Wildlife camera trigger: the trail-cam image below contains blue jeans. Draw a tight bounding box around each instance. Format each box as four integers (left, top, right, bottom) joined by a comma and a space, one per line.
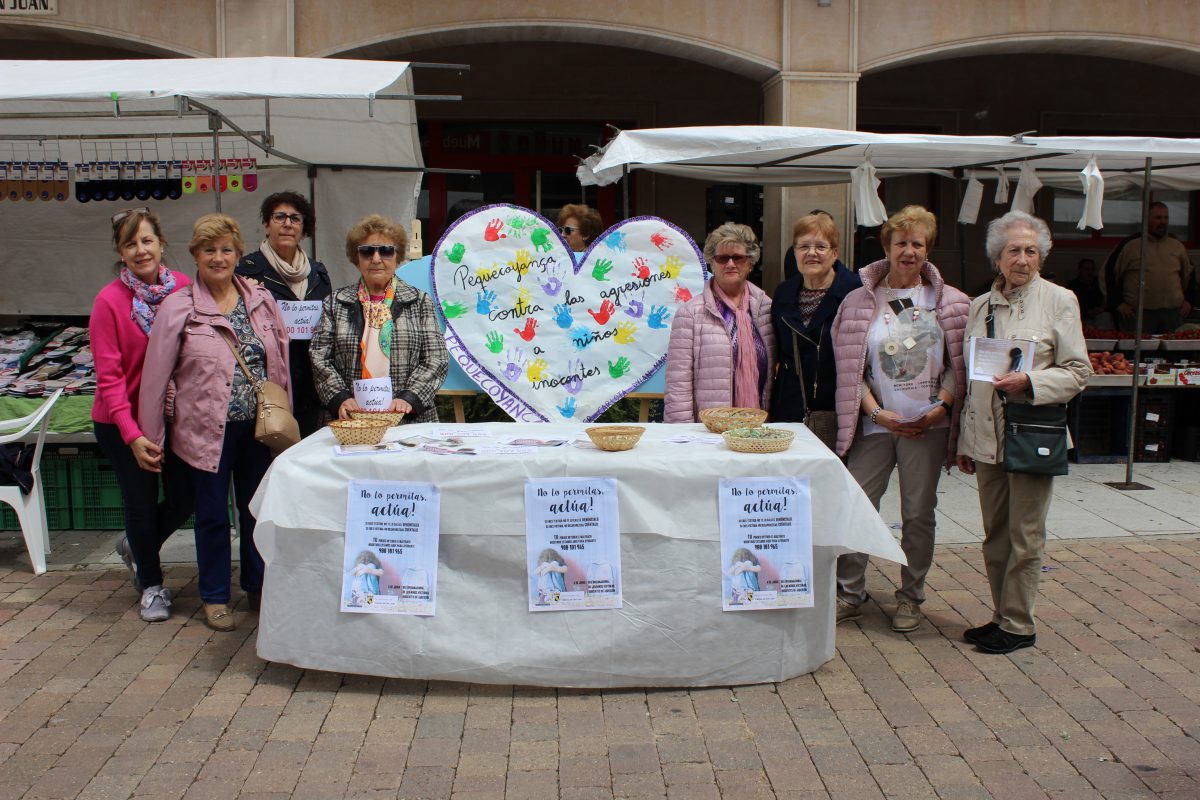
94, 422, 194, 588
186, 419, 271, 604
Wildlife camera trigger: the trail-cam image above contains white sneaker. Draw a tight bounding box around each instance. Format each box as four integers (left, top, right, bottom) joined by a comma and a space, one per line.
140, 585, 172, 623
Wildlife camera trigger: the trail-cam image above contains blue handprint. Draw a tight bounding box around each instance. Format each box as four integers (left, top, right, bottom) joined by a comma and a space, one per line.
553, 303, 573, 329
476, 288, 497, 315
569, 325, 592, 351
557, 396, 577, 419
623, 295, 645, 319
648, 305, 672, 329
602, 230, 628, 252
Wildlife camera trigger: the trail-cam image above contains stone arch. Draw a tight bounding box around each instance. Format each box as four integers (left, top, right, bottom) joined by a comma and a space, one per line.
0, 19, 203, 59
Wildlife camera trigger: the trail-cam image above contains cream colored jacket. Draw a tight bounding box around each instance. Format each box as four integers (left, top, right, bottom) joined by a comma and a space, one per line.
957, 275, 1091, 465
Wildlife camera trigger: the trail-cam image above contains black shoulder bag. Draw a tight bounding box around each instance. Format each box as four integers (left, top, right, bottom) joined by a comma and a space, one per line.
987, 304, 1069, 476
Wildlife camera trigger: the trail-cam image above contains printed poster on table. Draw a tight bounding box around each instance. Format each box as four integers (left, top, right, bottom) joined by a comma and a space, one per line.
341, 479, 440, 616
718, 477, 813, 611
525, 476, 622, 611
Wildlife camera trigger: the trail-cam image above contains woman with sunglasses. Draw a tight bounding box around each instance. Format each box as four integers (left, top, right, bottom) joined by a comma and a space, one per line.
557, 203, 603, 255
140, 214, 291, 632
91, 207, 193, 622
310, 214, 448, 423
236, 191, 332, 437
665, 222, 776, 422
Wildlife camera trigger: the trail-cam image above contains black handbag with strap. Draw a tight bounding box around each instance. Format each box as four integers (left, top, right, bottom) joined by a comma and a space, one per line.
986, 304, 1069, 476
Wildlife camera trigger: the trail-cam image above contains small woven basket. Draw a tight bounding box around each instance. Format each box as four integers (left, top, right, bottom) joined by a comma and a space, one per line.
585, 425, 645, 452
700, 406, 768, 433
328, 419, 390, 446
723, 427, 795, 454
349, 409, 405, 426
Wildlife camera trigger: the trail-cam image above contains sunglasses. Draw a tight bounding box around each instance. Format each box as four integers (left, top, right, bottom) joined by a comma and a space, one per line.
357, 244, 397, 258
111, 207, 150, 228
713, 253, 749, 265
560, 225, 578, 236
270, 211, 304, 225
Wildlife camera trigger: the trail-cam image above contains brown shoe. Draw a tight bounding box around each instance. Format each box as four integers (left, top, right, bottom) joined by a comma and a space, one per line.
246, 592, 261, 612
203, 603, 236, 632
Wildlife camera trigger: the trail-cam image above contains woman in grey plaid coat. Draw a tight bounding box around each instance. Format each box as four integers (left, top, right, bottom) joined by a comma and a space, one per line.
310, 215, 448, 424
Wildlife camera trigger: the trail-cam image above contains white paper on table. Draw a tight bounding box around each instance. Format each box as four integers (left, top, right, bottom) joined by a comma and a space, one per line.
276, 300, 323, 340
341, 479, 440, 616
496, 436, 570, 447
480, 445, 538, 455
353, 377, 392, 410
896, 402, 942, 424
427, 427, 493, 438
665, 433, 724, 445
968, 337, 1035, 383
333, 442, 415, 457
718, 477, 813, 611
525, 476, 622, 612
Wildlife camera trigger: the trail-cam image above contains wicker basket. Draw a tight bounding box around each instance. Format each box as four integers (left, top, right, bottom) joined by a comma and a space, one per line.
328, 419, 390, 446
723, 427, 794, 454
349, 409, 405, 426
585, 425, 646, 452
700, 406, 768, 433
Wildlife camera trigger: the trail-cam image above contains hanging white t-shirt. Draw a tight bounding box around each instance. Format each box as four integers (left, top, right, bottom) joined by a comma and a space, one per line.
862, 285, 948, 436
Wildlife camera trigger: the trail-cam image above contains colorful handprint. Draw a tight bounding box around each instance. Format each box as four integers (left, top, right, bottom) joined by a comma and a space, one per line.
514, 317, 538, 342
675, 284, 693, 303
623, 293, 645, 319
569, 325, 591, 351
632, 257, 650, 279
608, 357, 631, 379
614, 321, 637, 345
556, 396, 577, 419
603, 230, 628, 252
563, 359, 585, 395
485, 331, 504, 353
539, 263, 564, 297
442, 300, 467, 318
444, 242, 466, 263
500, 348, 525, 381
660, 255, 684, 279
507, 215, 532, 236
476, 288, 497, 315
651, 231, 673, 250
647, 305, 672, 329
591, 258, 614, 282
526, 358, 549, 382
509, 248, 532, 280
553, 303, 573, 329
588, 299, 615, 325
530, 227, 553, 253
484, 218, 504, 242
516, 286, 533, 309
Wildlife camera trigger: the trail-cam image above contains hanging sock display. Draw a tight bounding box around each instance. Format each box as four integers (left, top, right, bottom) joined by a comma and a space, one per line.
118, 161, 136, 201
1010, 162, 1042, 214
957, 171, 984, 224
241, 158, 258, 192
52, 162, 69, 201
101, 161, 121, 202
36, 162, 54, 201
168, 160, 183, 199
196, 159, 212, 193
1077, 157, 1104, 230
181, 160, 197, 194
0, 162, 8, 201
21, 162, 38, 201
225, 158, 242, 192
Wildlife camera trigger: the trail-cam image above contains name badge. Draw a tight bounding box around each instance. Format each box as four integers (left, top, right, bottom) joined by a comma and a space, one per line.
276, 300, 323, 341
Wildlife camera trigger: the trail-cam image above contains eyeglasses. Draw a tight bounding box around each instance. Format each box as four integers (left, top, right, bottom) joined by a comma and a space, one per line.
357, 244, 397, 259
560, 226, 578, 236
270, 211, 304, 225
794, 242, 832, 255
713, 254, 749, 265
111, 207, 149, 228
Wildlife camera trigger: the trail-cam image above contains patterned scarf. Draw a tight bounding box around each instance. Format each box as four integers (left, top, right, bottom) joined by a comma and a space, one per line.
711, 279, 762, 409
259, 238, 310, 299
119, 264, 177, 335
357, 276, 396, 374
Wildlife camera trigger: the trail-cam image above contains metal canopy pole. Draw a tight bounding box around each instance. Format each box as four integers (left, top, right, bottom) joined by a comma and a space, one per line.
1110, 157, 1154, 491
622, 164, 630, 220
210, 111, 221, 213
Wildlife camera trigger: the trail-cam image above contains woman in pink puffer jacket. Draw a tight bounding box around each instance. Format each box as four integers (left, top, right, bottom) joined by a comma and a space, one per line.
664, 223, 776, 422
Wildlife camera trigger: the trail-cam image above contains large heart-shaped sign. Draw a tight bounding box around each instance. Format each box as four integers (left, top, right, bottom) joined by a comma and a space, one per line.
431, 205, 708, 422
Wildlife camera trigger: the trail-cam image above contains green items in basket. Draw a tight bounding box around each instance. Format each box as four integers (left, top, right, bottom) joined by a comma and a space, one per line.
1002, 402, 1069, 476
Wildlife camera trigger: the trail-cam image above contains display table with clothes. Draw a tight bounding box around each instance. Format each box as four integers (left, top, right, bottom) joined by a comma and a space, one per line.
250, 422, 905, 687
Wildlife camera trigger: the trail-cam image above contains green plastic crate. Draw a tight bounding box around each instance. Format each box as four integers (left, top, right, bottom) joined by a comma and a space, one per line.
68, 449, 126, 530
0, 453, 72, 531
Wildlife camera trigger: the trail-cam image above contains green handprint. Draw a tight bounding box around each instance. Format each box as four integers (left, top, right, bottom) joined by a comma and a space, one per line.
441, 300, 467, 319
530, 227, 552, 253
485, 331, 504, 354
660, 254, 684, 278
444, 242, 466, 264
608, 356, 631, 379
507, 215, 533, 236
592, 258, 614, 282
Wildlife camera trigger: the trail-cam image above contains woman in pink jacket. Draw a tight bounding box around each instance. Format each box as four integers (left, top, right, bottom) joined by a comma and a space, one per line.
830, 205, 969, 634
140, 214, 290, 632
664, 223, 775, 421
91, 208, 193, 623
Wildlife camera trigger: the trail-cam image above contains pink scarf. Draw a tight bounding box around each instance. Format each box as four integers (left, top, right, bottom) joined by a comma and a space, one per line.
712, 280, 761, 409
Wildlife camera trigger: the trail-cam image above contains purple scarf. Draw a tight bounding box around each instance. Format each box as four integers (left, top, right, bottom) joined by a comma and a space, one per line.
119, 264, 177, 335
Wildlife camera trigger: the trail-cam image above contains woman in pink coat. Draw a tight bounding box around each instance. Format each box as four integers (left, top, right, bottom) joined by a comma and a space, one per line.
140, 214, 291, 633
664, 223, 776, 422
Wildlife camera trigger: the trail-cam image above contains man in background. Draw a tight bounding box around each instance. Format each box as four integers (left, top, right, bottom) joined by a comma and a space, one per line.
1112, 201, 1192, 335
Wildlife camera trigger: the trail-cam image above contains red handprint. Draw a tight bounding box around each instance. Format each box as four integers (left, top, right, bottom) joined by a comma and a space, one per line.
674, 284, 693, 303
588, 299, 615, 325
631, 257, 651, 280
484, 218, 504, 242
651, 231, 673, 250
513, 317, 538, 342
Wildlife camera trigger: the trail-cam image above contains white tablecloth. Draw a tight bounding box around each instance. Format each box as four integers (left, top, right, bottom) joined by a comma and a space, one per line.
251, 422, 904, 687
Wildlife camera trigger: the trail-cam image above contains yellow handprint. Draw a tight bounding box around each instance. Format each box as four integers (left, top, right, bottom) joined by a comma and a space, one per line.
614, 320, 638, 345
516, 286, 533, 308
526, 358, 549, 382
659, 255, 684, 279
508, 248, 533, 280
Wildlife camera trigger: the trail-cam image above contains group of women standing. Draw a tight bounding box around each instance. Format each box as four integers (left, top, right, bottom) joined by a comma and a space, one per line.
90, 195, 447, 632
666, 206, 1090, 655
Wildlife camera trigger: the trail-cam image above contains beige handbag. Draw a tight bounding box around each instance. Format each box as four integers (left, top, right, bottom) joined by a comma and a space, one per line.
221, 331, 300, 453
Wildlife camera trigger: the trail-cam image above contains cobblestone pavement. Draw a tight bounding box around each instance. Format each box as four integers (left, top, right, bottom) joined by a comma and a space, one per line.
1, 533, 1198, 799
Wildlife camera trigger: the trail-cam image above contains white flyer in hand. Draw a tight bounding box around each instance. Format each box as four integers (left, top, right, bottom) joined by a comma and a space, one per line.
969, 337, 1035, 383
718, 477, 813, 611
276, 300, 323, 340
525, 476, 621, 611
341, 479, 440, 616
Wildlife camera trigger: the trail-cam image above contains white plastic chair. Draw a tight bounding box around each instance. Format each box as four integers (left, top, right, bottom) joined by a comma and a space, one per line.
0, 389, 64, 575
